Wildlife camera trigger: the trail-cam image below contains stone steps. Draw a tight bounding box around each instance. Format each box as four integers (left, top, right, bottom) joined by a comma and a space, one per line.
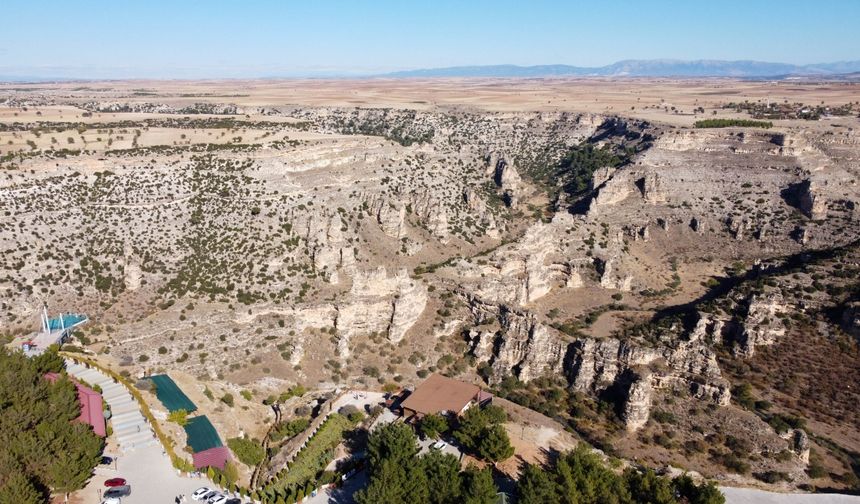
64, 359, 157, 453
117, 429, 156, 447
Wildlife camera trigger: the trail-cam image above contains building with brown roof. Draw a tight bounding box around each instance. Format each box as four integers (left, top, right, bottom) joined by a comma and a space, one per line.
400, 373, 492, 419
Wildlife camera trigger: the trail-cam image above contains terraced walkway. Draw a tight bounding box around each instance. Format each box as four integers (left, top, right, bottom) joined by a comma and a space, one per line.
65, 360, 159, 452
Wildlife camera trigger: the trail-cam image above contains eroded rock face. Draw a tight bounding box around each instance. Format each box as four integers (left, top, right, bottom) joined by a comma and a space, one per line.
734, 291, 788, 358
295, 209, 353, 284
488, 152, 525, 208
468, 298, 730, 430
123, 262, 142, 291
373, 198, 407, 239
409, 192, 450, 243
623, 371, 653, 432
461, 216, 586, 306
640, 172, 667, 204
335, 268, 427, 356
792, 429, 811, 465
798, 179, 828, 220
389, 276, 429, 343
488, 308, 567, 383
589, 171, 633, 211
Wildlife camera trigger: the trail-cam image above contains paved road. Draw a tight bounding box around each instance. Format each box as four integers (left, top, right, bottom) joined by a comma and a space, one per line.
721, 487, 860, 504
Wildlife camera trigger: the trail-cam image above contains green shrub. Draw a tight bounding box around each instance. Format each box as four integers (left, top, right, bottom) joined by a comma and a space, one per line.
227, 436, 265, 467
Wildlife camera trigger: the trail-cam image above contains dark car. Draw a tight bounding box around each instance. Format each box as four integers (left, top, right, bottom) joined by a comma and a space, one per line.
225, 499, 242, 504
100, 456, 114, 465
104, 485, 131, 498
104, 478, 127, 487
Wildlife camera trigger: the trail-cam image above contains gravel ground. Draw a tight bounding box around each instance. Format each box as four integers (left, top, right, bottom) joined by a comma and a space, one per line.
721, 487, 860, 504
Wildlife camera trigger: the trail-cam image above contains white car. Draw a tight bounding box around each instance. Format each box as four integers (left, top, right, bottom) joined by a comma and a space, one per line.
205, 493, 224, 504
431, 440, 447, 450
210, 496, 229, 504
192, 487, 212, 501
101, 498, 121, 504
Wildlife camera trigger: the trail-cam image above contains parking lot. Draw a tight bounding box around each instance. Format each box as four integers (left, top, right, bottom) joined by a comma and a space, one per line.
76, 443, 214, 504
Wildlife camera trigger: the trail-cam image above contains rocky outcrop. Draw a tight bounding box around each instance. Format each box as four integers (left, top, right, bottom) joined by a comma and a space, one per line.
389, 277, 429, 343
597, 256, 633, 292
374, 199, 407, 239
122, 244, 142, 291
409, 192, 450, 243
734, 291, 788, 358
798, 179, 828, 220
460, 215, 586, 306
791, 429, 810, 465
469, 328, 497, 363
468, 296, 730, 419
488, 152, 525, 208
334, 268, 427, 356
623, 371, 653, 431
639, 172, 667, 204
296, 210, 353, 283
490, 309, 567, 383
462, 188, 502, 239
591, 166, 617, 190
589, 172, 633, 212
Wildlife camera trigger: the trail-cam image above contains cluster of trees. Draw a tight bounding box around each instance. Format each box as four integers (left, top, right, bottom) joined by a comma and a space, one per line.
518, 445, 724, 504
416, 405, 514, 464
0, 347, 103, 503
693, 119, 773, 129
355, 422, 498, 504
556, 143, 630, 197
449, 405, 514, 463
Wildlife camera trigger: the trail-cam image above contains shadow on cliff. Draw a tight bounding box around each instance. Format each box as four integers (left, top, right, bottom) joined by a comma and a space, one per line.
650, 237, 860, 328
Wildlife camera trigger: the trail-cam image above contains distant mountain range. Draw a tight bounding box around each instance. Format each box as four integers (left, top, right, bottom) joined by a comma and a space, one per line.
3, 60, 860, 82
381, 59, 860, 79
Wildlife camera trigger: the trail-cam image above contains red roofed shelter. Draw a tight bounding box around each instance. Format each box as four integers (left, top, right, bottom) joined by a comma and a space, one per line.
44, 372, 107, 437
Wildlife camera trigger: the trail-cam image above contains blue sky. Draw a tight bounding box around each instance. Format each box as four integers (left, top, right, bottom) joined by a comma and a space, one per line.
2, 0, 859, 78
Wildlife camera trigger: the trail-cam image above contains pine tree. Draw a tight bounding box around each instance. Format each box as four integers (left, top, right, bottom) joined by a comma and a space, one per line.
420, 450, 461, 504
0, 473, 43, 504
477, 423, 514, 462
32, 345, 66, 373
366, 422, 419, 469
517, 464, 558, 504
418, 413, 449, 440
462, 465, 498, 504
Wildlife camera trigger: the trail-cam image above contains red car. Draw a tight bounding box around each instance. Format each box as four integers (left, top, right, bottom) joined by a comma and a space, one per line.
103, 478, 127, 487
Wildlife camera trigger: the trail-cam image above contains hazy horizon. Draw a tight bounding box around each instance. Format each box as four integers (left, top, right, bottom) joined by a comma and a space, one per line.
3, 0, 860, 80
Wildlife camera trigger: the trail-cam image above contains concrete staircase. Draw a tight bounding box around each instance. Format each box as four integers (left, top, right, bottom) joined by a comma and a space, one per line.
65, 360, 160, 452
